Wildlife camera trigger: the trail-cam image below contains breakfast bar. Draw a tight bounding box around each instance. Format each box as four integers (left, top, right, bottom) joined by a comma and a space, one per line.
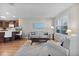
0, 20, 22, 43
0, 30, 16, 42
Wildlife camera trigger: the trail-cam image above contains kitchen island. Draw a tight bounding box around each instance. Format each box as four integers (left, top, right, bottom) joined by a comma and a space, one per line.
0, 29, 19, 43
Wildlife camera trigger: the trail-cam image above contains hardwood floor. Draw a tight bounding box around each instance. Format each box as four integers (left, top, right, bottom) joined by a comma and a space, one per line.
0, 39, 28, 56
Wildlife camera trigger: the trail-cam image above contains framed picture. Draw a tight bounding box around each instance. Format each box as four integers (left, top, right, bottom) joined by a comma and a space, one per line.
34, 22, 45, 29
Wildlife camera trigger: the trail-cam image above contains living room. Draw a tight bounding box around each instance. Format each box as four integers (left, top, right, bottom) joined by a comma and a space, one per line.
0, 3, 79, 56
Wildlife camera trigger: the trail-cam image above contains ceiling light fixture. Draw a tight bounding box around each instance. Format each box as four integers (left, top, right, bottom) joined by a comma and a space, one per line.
0, 16, 6, 19
6, 12, 9, 15
13, 16, 15, 18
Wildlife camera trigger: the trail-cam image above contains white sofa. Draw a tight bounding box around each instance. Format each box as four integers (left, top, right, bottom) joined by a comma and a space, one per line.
28, 31, 50, 44
54, 33, 70, 49
29, 31, 50, 38
54, 33, 67, 42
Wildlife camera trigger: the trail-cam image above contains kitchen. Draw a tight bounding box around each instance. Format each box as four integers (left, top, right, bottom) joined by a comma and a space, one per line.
0, 20, 22, 42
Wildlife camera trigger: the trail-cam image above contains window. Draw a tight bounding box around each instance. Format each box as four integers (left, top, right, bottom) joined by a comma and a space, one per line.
56, 15, 69, 35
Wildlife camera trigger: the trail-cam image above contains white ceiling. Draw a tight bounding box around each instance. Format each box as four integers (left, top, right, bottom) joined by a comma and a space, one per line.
0, 3, 74, 20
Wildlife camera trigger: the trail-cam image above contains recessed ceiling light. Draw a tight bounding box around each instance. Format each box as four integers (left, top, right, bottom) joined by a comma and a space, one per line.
6, 12, 9, 15
0, 16, 6, 18
13, 16, 15, 17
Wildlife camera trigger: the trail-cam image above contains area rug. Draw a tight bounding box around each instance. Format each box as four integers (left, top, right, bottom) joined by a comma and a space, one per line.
16, 40, 69, 56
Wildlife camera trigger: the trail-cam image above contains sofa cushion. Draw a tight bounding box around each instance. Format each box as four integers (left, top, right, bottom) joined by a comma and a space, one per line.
29, 31, 49, 38
31, 32, 36, 35
54, 33, 67, 42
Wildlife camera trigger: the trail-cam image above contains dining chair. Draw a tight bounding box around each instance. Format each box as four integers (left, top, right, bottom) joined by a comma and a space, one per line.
16, 31, 22, 39
4, 31, 12, 42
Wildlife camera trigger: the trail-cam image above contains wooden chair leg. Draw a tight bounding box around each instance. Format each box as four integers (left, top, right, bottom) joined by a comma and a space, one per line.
4, 38, 6, 43
9, 37, 12, 41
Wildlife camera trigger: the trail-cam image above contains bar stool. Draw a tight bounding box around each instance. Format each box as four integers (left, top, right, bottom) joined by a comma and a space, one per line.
16, 31, 22, 39
4, 31, 12, 42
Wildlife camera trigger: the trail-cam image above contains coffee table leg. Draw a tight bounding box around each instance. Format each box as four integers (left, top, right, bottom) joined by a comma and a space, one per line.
31, 40, 33, 45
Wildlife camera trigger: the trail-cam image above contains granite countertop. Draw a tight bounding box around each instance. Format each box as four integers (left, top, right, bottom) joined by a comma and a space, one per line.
0, 30, 16, 32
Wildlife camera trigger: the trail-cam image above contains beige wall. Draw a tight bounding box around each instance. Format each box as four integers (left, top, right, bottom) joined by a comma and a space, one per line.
20, 17, 53, 37
53, 4, 79, 56
68, 4, 79, 56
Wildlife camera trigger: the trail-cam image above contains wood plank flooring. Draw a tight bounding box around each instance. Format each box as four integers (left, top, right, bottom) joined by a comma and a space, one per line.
0, 39, 28, 56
